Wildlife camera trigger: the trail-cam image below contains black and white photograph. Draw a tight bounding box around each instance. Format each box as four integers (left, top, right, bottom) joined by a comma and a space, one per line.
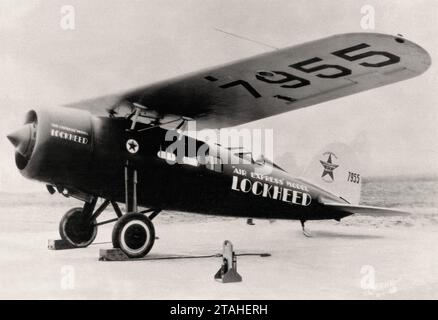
0, 0, 437, 303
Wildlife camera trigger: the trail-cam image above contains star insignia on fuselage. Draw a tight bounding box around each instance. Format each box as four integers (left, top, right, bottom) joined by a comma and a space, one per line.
126, 139, 139, 154
320, 152, 338, 182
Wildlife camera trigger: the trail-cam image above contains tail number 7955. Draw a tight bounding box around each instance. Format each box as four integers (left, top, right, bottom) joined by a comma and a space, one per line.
347, 171, 360, 184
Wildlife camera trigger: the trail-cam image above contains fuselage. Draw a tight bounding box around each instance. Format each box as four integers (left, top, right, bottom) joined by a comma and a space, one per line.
10, 108, 349, 221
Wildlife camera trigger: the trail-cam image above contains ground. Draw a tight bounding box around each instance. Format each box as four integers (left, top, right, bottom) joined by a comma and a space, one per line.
0, 192, 437, 299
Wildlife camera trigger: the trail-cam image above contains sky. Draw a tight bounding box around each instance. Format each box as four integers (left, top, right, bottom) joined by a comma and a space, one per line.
1, 0, 438, 192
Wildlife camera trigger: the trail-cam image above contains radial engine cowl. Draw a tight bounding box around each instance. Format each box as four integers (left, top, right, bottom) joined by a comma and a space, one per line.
6, 107, 94, 185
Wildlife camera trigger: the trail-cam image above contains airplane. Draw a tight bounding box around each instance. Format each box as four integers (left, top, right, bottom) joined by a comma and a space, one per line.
7, 33, 431, 258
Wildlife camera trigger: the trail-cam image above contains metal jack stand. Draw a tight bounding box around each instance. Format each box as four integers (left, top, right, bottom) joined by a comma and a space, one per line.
214, 240, 242, 283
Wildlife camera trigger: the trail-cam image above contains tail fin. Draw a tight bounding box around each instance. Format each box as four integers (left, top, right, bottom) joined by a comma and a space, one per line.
301, 143, 361, 205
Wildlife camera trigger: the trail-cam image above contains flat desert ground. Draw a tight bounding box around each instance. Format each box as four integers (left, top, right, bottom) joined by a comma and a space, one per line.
0, 192, 437, 299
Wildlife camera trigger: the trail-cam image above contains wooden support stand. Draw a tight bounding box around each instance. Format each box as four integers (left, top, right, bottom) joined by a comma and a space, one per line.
48, 239, 76, 250
99, 248, 130, 261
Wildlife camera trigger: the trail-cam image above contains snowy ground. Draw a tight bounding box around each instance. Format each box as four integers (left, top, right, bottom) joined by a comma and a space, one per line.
0, 192, 437, 299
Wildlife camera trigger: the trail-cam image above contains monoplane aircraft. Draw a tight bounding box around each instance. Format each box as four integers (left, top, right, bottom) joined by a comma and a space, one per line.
7, 33, 431, 257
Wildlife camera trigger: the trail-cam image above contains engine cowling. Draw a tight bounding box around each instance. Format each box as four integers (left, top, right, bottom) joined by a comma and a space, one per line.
7, 107, 94, 188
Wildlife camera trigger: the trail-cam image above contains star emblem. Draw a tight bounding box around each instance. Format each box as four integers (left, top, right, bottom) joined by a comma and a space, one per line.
319, 152, 339, 182
126, 139, 139, 154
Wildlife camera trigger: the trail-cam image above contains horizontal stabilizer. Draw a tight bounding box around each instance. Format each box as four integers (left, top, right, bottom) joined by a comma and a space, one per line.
323, 203, 410, 217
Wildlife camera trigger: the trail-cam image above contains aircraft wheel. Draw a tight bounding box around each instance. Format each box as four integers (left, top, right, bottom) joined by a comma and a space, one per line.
59, 207, 97, 248
112, 213, 155, 258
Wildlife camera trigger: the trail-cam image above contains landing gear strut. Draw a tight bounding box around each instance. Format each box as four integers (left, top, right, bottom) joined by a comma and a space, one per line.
300, 220, 312, 238
111, 161, 159, 258
57, 161, 161, 257
58, 104, 161, 256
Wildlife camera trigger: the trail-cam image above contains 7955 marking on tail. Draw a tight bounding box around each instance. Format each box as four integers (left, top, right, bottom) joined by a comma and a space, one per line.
347, 171, 360, 184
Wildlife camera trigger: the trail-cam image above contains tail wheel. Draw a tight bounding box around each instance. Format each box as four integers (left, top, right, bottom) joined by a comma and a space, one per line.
59, 207, 97, 248
112, 213, 155, 258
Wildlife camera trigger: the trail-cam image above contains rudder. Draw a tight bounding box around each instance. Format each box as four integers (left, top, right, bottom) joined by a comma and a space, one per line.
301, 143, 362, 205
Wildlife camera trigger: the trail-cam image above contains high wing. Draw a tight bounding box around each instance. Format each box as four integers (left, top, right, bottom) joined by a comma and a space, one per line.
66, 33, 431, 130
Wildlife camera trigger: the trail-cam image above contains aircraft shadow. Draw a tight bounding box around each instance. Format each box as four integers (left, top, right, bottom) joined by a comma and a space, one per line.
310, 230, 384, 240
